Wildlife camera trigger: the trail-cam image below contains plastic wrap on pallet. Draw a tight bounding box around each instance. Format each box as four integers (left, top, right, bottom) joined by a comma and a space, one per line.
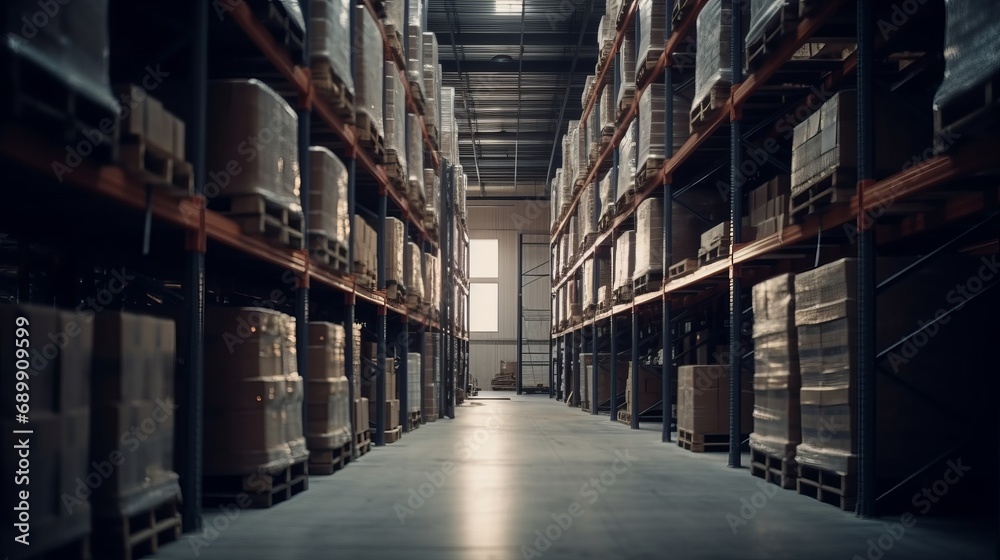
597, 256, 612, 304
278, 1, 304, 31
793, 259, 857, 474
568, 216, 578, 262
424, 168, 439, 219
617, 34, 636, 108
407, 22, 424, 94
384, 0, 405, 29
422, 32, 439, 127
407, 113, 424, 187
3, 0, 119, 117
599, 84, 616, 135
613, 231, 635, 291
583, 258, 595, 310
598, 14, 613, 53
637, 0, 666, 72
790, 91, 853, 196
746, 0, 787, 55
305, 322, 351, 450
749, 273, 801, 460
617, 120, 638, 203
587, 103, 601, 164
353, 6, 384, 138
385, 217, 406, 287
693, 0, 733, 118
599, 170, 614, 222
384, 60, 408, 175
406, 242, 425, 300
579, 183, 595, 245
678, 365, 752, 435
308, 147, 350, 245
933, 0, 1000, 114
309, 0, 353, 97
407, 353, 422, 413
559, 169, 572, 215
207, 80, 300, 211
583, 75, 595, 110
633, 197, 664, 280
440, 87, 457, 162
638, 83, 667, 175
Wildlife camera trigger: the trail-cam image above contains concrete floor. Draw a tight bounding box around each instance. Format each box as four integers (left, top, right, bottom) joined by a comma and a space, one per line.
152, 394, 996, 560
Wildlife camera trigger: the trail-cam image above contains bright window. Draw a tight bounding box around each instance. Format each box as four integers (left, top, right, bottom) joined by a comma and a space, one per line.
470, 283, 499, 332
470, 239, 499, 278
496, 0, 523, 14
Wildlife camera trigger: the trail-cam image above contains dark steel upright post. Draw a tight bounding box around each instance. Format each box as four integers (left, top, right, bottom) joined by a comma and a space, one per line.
179, 0, 208, 532
517, 233, 524, 395
344, 0, 359, 460
295, 0, 311, 454
727, 0, 744, 469
610, 315, 619, 421
375, 191, 388, 445
662, 0, 674, 443
631, 307, 640, 429
856, 0, 877, 518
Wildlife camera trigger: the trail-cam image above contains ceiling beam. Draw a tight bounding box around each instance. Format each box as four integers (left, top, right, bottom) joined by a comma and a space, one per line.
438, 59, 597, 73
437, 32, 586, 46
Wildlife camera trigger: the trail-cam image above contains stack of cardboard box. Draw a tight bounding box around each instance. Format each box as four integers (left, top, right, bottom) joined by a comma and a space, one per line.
306, 322, 352, 468
677, 365, 753, 442
748, 176, 791, 239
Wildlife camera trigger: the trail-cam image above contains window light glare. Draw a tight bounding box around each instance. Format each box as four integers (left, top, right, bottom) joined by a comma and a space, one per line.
496, 0, 522, 14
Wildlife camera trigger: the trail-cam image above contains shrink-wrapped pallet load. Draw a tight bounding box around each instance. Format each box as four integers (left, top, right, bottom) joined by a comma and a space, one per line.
691, 0, 732, 128
308, 147, 350, 248
309, 0, 353, 102
353, 6, 384, 139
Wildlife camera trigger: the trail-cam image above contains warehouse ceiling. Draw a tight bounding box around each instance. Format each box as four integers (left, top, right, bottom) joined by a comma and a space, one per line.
426, 0, 602, 199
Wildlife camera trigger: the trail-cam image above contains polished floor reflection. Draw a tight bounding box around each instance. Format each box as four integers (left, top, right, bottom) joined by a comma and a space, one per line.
151, 395, 995, 560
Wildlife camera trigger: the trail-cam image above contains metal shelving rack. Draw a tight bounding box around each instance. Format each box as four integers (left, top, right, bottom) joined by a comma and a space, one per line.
0, 0, 470, 534
550, 0, 1000, 518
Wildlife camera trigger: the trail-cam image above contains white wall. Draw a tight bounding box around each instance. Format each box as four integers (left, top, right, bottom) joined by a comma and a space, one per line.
466, 200, 551, 391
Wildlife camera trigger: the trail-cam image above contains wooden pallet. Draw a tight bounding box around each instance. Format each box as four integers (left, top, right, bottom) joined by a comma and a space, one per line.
308, 439, 353, 475
934, 72, 1000, 153
93, 494, 182, 560
406, 294, 423, 311
203, 456, 309, 508
355, 110, 385, 163
751, 449, 797, 489
597, 299, 613, 314
617, 89, 637, 122
355, 271, 377, 291
797, 463, 856, 511
385, 23, 405, 66
632, 272, 663, 296
612, 285, 634, 305
677, 429, 731, 453
690, 82, 731, 131
616, 0, 636, 29
597, 211, 615, 232
119, 134, 194, 194
615, 190, 636, 216
408, 410, 422, 430
309, 233, 350, 273
215, 193, 304, 250
746, 2, 799, 70
698, 243, 730, 266
409, 80, 427, 116
636, 53, 662, 86
384, 425, 403, 444
386, 281, 406, 303
636, 157, 664, 190
356, 430, 372, 456
789, 168, 855, 220
616, 409, 632, 425
668, 258, 699, 279
311, 59, 355, 123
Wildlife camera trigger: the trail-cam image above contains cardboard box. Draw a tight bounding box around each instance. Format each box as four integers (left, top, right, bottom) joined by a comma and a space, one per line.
677, 365, 753, 435
355, 398, 369, 434
113, 84, 146, 137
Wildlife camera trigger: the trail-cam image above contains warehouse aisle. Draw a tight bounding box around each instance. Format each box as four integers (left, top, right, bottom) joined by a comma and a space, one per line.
152, 395, 993, 560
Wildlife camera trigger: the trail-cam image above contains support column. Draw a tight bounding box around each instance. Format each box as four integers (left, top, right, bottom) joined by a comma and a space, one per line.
662, 0, 675, 443
727, 0, 744, 469
630, 309, 640, 429
610, 315, 619, 421
375, 189, 388, 446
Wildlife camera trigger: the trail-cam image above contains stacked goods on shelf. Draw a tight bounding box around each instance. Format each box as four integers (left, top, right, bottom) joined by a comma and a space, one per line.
617, 33, 636, 113
407, 353, 422, 426
424, 168, 440, 233
621, 362, 663, 423
582, 257, 595, 314
309, 0, 353, 115
1, 0, 118, 147
580, 354, 630, 410
423, 334, 441, 421
453, 166, 468, 221
491, 360, 517, 391
582, 75, 595, 111
617, 120, 638, 206
748, 176, 791, 239
568, 216, 579, 264
677, 365, 753, 452
579, 182, 595, 248
749, 274, 801, 486
384, 60, 408, 188
745, 0, 797, 68
382, 0, 406, 56
568, 280, 582, 324
405, 242, 425, 309
636, 0, 666, 81
423, 32, 441, 140
571, 120, 588, 186
352, 216, 378, 288
423, 252, 439, 316
114, 84, 192, 193
598, 170, 614, 225
308, 147, 351, 272
440, 87, 458, 163
352, 325, 370, 451
362, 350, 399, 439
789, 90, 922, 217
352, 325, 362, 401
633, 197, 664, 294
613, 231, 636, 303
385, 217, 406, 300
559, 233, 570, 274
597, 13, 614, 62
587, 98, 602, 165
206, 80, 302, 249
595, 256, 613, 311
0, 306, 93, 556
691, 0, 733, 129
794, 259, 856, 479
203, 308, 308, 505
353, 6, 384, 157
406, 5, 424, 104
90, 312, 181, 551
599, 84, 616, 136
698, 220, 752, 265
406, 113, 426, 217
932, 0, 1000, 148
637, 83, 666, 187
305, 322, 353, 474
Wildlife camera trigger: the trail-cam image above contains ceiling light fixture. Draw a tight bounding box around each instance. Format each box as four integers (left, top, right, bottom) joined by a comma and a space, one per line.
491, 54, 515, 63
